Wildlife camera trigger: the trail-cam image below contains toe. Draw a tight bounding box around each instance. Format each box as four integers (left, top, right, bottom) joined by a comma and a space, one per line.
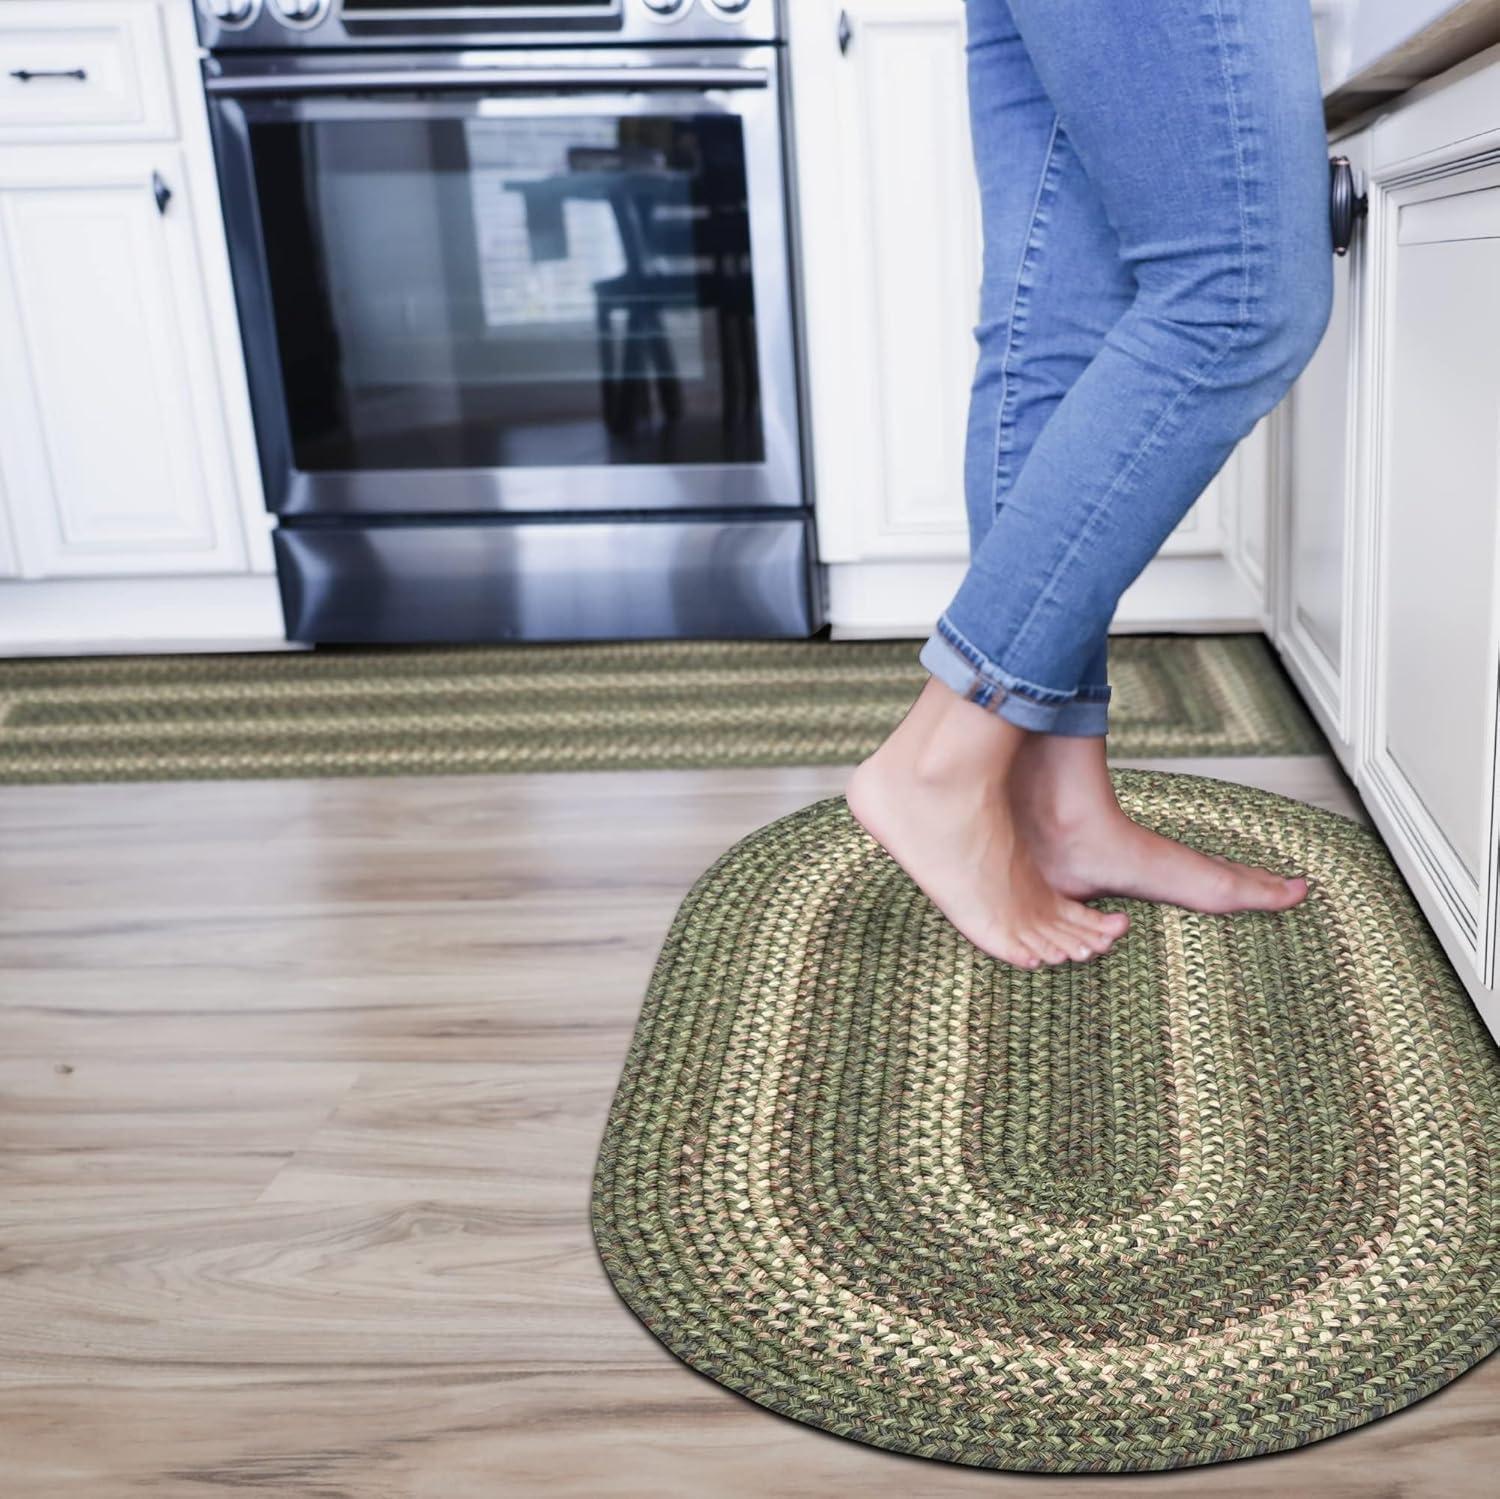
1056, 928, 1099, 963
1068, 900, 1129, 943
1217, 861, 1310, 913
1057, 895, 1101, 928
1004, 942, 1043, 970
978, 923, 1042, 970
1056, 916, 1108, 960
1024, 928, 1071, 966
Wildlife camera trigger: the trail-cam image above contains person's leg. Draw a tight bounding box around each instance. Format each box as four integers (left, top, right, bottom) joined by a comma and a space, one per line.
850, 0, 1130, 968
956, 0, 1133, 734
853, 0, 1331, 957
924, 0, 1332, 728
988, 0, 1329, 913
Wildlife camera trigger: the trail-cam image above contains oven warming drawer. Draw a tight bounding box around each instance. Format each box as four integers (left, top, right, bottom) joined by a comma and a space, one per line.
273, 515, 820, 643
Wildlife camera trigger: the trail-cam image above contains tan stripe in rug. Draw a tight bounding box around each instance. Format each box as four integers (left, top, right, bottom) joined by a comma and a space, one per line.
0, 634, 1321, 785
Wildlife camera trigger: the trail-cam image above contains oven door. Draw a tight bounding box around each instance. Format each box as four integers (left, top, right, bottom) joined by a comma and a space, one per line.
206, 49, 801, 518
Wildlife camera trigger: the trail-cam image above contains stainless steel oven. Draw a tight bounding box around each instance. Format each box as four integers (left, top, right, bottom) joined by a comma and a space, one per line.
197, 0, 817, 642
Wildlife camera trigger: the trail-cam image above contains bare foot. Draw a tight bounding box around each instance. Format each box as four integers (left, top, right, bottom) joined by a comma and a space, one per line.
846, 680, 1131, 969
1012, 733, 1309, 914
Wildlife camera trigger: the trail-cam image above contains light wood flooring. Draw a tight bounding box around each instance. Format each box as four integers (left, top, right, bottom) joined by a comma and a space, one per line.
0, 754, 1494, 1497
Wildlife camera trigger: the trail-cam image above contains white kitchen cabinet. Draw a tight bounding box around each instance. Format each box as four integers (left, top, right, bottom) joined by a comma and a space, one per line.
0, 147, 246, 577
788, 0, 976, 575
788, 0, 1259, 637
0, 0, 278, 651
1356, 149, 1500, 1002
1271, 125, 1372, 771
1268, 36, 1500, 1045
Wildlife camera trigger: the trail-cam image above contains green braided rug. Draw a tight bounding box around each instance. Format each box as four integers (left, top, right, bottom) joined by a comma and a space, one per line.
592, 770, 1500, 1472
0, 633, 1319, 785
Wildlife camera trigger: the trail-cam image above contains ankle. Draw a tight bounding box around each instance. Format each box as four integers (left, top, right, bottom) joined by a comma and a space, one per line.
1015, 772, 1124, 838
907, 731, 992, 793
882, 680, 1024, 792
1013, 740, 1117, 823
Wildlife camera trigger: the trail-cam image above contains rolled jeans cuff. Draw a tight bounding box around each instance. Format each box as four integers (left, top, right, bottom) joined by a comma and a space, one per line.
919, 618, 1110, 737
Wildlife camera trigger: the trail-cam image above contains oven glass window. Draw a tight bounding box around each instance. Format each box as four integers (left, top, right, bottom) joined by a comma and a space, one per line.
247, 108, 765, 472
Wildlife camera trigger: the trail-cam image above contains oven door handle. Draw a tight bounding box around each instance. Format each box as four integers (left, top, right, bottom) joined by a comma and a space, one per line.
205, 65, 772, 97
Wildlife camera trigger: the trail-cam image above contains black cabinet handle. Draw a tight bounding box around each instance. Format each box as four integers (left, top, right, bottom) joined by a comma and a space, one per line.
152, 170, 172, 217
9, 68, 88, 83
838, 10, 853, 56
1330, 156, 1367, 257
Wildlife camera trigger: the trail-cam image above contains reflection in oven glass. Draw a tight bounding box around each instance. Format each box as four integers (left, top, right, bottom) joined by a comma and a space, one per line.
251, 111, 764, 474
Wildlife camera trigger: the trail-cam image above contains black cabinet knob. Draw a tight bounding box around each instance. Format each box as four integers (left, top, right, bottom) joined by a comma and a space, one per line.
1330, 156, 1368, 257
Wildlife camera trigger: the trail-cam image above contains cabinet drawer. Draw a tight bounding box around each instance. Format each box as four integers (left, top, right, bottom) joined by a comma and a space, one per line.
0, 3, 173, 142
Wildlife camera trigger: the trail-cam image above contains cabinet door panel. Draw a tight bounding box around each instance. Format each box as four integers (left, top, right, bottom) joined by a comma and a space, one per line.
854, 7, 975, 543
0, 153, 246, 576
1363, 165, 1500, 969
1275, 128, 1369, 757
1287, 258, 1352, 674
1381, 227, 1497, 881
795, 0, 977, 560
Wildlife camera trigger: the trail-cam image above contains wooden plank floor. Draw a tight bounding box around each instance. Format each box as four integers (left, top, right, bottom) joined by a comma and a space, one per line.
1, 755, 1494, 1498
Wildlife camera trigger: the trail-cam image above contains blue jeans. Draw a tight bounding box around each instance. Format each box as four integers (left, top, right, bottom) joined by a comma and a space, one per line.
920, 0, 1333, 735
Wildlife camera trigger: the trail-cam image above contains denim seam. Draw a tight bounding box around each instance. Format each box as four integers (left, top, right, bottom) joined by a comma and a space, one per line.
935, 614, 1075, 708
1002, 0, 1259, 670
990, 113, 1063, 515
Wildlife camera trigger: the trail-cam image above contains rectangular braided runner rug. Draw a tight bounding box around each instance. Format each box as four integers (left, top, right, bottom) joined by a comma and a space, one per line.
0, 633, 1321, 785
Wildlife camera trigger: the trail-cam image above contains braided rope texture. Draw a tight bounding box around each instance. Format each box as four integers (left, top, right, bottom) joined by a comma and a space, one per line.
592, 770, 1500, 1472
0, 634, 1320, 785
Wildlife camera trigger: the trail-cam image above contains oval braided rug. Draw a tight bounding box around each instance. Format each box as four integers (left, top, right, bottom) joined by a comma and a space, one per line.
591, 769, 1500, 1473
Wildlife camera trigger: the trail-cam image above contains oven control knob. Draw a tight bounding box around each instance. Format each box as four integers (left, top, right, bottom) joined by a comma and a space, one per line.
707, 0, 754, 12
641, 0, 690, 16
200, 0, 261, 27
269, 0, 330, 25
